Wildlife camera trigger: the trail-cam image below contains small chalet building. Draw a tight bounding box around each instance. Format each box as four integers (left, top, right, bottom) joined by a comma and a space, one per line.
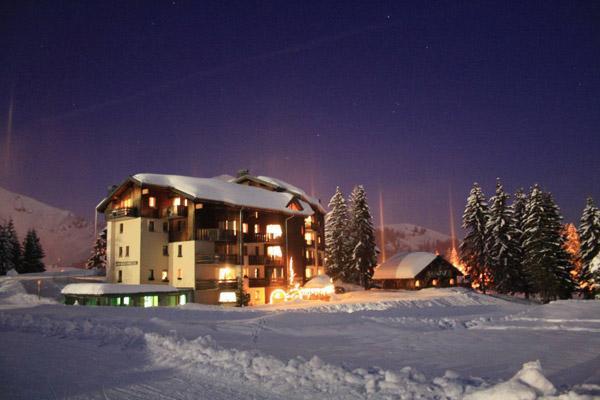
95, 171, 326, 305
372, 252, 463, 290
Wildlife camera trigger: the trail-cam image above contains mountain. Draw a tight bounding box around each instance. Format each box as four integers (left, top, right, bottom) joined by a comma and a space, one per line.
376, 223, 453, 259
0, 186, 94, 267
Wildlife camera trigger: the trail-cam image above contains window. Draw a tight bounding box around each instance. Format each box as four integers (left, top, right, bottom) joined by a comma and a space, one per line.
119, 223, 124, 234
267, 246, 282, 259
119, 247, 123, 257
177, 245, 182, 257
254, 267, 259, 278
254, 224, 259, 234
123, 296, 130, 305
148, 196, 156, 208
173, 197, 181, 207
117, 270, 122, 282
305, 232, 314, 245
184, 198, 188, 206
149, 221, 155, 232
219, 267, 235, 280
177, 269, 182, 280
125, 246, 130, 257
266, 224, 282, 239
242, 223, 248, 233
142, 188, 149, 195
179, 294, 187, 305
195, 203, 203, 209
144, 295, 158, 307
306, 268, 313, 278
163, 245, 169, 256
148, 269, 155, 281
161, 270, 169, 282
254, 211, 259, 218
163, 221, 168, 232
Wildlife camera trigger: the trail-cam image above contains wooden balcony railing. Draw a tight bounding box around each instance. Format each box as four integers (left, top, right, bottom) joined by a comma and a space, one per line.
195, 279, 238, 291
107, 207, 138, 220
265, 257, 283, 267
196, 254, 241, 264
197, 228, 237, 242
247, 255, 266, 265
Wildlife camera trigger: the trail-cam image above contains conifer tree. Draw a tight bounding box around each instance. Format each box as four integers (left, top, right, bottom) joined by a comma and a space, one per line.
578, 197, 600, 296
485, 179, 519, 293
21, 229, 45, 273
347, 185, 377, 289
5, 220, 22, 273
460, 183, 490, 292
522, 186, 574, 302
325, 187, 350, 281
86, 227, 107, 270
510, 188, 530, 295
0, 224, 12, 275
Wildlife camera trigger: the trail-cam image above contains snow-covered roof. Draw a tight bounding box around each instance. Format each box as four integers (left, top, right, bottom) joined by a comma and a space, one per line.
372, 252, 438, 280
98, 174, 314, 216
303, 274, 333, 288
231, 174, 326, 214
61, 283, 181, 296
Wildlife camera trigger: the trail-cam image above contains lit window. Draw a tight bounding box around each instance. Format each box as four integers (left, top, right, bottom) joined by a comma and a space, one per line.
233, 220, 237, 232
305, 268, 313, 278
179, 294, 187, 305
173, 197, 181, 207
255, 211, 258, 218
254, 224, 259, 233
142, 188, 149, 195
219, 292, 237, 303
161, 270, 168, 282
415, 280, 420, 288
184, 198, 188, 206
242, 223, 248, 233
144, 296, 157, 308
149, 197, 156, 208
305, 232, 314, 244
219, 267, 236, 280
266, 225, 282, 239
304, 216, 313, 227
449, 278, 455, 285
195, 203, 203, 209
123, 296, 130, 305
267, 246, 282, 258
254, 268, 259, 278
432, 279, 438, 286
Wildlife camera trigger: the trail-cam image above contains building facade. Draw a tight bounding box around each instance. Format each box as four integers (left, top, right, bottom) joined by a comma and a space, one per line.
96, 172, 326, 305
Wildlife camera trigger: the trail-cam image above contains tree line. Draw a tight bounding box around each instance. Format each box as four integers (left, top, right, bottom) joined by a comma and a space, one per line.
461, 179, 599, 302
0, 219, 46, 275
324, 185, 377, 289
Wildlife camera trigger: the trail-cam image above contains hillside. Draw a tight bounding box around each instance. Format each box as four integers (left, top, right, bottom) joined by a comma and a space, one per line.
0, 186, 94, 267
376, 223, 453, 257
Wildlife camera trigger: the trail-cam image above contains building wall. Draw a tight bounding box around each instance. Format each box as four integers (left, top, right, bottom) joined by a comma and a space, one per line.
168, 240, 196, 288
108, 217, 142, 284
140, 217, 169, 284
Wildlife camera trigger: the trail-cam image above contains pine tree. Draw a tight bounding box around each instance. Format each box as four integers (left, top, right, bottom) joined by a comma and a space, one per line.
21, 229, 45, 273
562, 223, 582, 290
86, 227, 107, 270
511, 188, 530, 295
5, 219, 21, 273
522, 186, 575, 302
460, 183, 490, 293
485, 179, 520, 293
325, 187, 351, 281
0, 224, 12, 275
347, 186, 377, 289
578, 197, 600, 296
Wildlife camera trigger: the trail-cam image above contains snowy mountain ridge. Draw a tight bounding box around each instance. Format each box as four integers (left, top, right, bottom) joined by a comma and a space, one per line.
0, 186, 94, 267
377, 223, 453, 256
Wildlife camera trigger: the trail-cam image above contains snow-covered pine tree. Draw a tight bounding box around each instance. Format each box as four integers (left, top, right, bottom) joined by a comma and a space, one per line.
347, 185, 377, 289
86, 227, 107, 270
325, 187, 351, 281
485, 179, 520, 293
522, 186, 575, 302
21, 229, 45, 273
0, 223, 13, 275
578, 197, 600, 296
510, 188, 530, 295
460, 183, 490, 293
4, 219, 21, 273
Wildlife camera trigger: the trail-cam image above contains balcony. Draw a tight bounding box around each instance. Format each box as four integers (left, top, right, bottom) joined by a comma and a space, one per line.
163, 205, 187, 219
265, 235, 283, 244
245, 232, 266, 242
247, 255, 266, 265
265, 257, 283, 267
195, 279, 238, 291
197, 228, 237, 242
196, 254, 241, 265
107, 207, 138, 220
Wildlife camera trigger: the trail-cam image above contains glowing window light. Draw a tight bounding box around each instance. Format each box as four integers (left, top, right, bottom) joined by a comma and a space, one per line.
432, 279, 438, 286
173, 197, 181, 207
148, 196, 156, 208
305, 232, 313, 244
254, 224, 259, 233
144, 296, 154, 308
242, 223, 248, 233
123, 296, 130, 306
270, 289, 287, 304
219, 291, 237, 303
267, 246, 282, 258
449, 278, 455, 285
415, 280, 420, 288
266, 224, 282, 239
179, 294, 187, 305
219, 267, 235, 280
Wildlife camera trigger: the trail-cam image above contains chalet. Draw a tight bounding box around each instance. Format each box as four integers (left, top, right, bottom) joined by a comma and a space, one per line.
94, 171, 326, 305
372, 252, 463, 290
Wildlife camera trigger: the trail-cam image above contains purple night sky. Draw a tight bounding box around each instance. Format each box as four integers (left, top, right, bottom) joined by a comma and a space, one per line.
1, 1, 599, 233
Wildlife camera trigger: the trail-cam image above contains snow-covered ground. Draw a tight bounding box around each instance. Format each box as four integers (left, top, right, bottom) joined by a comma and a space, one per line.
0, 273, 599, 399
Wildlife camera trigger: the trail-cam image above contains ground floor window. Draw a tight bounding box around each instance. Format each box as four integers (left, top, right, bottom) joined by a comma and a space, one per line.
144, 295, 158, 307
179, 294, 187, 305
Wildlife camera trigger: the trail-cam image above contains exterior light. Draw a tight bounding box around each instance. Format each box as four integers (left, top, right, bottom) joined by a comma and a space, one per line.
219, 292, 236, 303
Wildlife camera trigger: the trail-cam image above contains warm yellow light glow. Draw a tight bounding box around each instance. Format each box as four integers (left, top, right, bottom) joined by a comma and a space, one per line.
242, 223, 248, 233
173, 197, 181, 207
195, 203, 203, 209
415, 280, 420, 288
305, 232, 314, 244
266, 224, 282, 239
432, 279, 438, 286
267, 246, 282, 258
449, 278, 455, 285
219, 292, 237, 303
219, 267, 236, 280
305, 268, 313, 278
304, 216, 313, 227
142, 188, 149, 195
270, 289, 287, 304
149, 196, 156, 208
120, 198, 132, 208
161, 270, 168, 281
254, 224, 259, 233
289, 257, 295, 285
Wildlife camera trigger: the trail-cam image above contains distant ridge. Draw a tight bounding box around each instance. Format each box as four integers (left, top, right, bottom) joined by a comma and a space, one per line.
0, 186, 94, 267
376, 223, 452, 258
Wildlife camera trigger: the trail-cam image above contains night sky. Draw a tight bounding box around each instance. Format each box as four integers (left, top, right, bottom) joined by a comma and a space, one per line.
1, 1, 599, 233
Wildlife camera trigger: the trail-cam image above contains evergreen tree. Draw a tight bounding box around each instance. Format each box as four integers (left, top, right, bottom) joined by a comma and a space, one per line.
21, 229, 45, 273
4, 219, 21, 273
460, 183, 490, 293
86, 227, 107, 270
325, 187, 351, 281
522, 186, 575, 302
578, 197, 600, 296
510, 188, 530, 295
347, 185, 377, 289
485, 179, 520, 293
0, 224, 12, 275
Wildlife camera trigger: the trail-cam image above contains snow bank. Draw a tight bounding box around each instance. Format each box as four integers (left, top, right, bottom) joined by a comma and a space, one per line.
303, 274, 332, 288
61, 283, 180, 295
0, 278, 57, 305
